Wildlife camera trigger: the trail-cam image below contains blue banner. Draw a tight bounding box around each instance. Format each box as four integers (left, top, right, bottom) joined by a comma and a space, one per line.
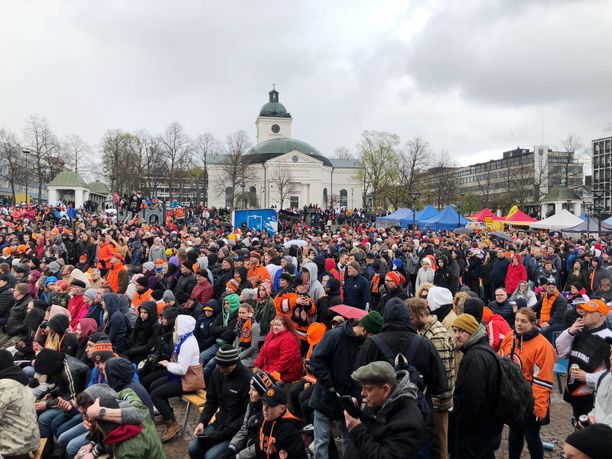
232, 208, 278, 235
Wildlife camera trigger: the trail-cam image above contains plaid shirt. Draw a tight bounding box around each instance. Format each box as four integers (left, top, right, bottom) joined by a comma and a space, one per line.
420, 318, 455, 410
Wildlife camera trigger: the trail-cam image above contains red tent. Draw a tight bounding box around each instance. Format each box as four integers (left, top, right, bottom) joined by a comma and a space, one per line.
468, 208, 501, 221
504, 210, 538, 225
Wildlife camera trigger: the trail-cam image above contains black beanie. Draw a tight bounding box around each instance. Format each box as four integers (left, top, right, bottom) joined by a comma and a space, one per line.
565, 423, 612, 459
34, 349, 65, 375
0, 349, 14, 371
48, 314, 70, 335
463, 298, 485, 323
88, 332, 108, 344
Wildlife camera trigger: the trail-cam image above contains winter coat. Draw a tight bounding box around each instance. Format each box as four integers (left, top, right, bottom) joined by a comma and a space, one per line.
434, 258, 459, 295
415, 267, 435, 291
344, 371, 425, 459
488, 299, 514, 327
254, 297, 277, 339
309, 321, 363, 419
191, 279, 213, 305
534, 292, 568, 326
67, 294, 89, 329
315, 278, 343, 328
166, 315, 200, 377
5, 293, 32, 337
343, 273, 372, 310
50, 355, 89, 401
0, 283, 14, 322
590, 370, 612, 426
125, 301, 161, 363
175, 271, 196, 297
254, 329, 303, 383
509, 287, 538, 308
489, 257, 510, 291
379, 287, 408, 315
194, 302, 220, 351
355, 298, 448, 396
499, 328, 555, 419
103, 293, 129, 353
485, 313, 511, 352
505, 255, 527, 295
198, 362, 252, 441
588, 261, 611, 293
255, 410, 307, 459
453, 326, 503, 444
302, 262, 325, 304
564, 269, 589, 292
233, 319, 260, 368
228, 400, 263, 456
0, 368, 40, 457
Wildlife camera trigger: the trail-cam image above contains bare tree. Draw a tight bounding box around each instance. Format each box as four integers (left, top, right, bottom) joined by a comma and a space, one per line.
355, 130, 401, 208
133, 131, 166, 196
423, 151, 458, 209
193, 133, 221, 206
270, 165, 298, 210
101, 129, 141, 196
63, 135, 92, 175
216, 130, 254, 208
389, 136, 431, 208
475, 167, 495, 209
559, 134, 586, 189
22, 115, 63, 203
333, 146, 353, 160
0, 128, 23, 204
159, 122, 192, 199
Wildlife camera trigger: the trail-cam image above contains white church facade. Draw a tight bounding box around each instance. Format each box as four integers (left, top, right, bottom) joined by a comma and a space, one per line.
206, 87, 363, 210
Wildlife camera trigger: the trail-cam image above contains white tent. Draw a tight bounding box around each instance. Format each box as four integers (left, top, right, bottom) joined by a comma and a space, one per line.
531, 209, 584, 230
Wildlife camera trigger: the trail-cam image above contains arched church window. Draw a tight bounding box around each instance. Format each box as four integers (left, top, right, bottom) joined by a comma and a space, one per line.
340, 189, 348, 207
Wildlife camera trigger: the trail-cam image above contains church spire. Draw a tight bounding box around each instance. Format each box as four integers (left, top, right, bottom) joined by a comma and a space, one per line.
269, 84, 279, 103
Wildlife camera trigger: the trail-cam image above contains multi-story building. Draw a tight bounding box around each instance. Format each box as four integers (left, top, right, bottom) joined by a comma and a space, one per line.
592, 136, 612, 213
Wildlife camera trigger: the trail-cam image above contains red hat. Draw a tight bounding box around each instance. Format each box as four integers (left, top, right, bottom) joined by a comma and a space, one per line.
226, 278, 240, 293
385, 271, 404, 286
250, 252, 261, 259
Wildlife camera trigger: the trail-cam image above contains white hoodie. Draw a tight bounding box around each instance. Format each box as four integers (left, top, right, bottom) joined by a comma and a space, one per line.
167, 315, 201, 376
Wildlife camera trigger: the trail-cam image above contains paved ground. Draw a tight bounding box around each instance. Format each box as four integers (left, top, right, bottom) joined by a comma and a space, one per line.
160, 380, 574, 459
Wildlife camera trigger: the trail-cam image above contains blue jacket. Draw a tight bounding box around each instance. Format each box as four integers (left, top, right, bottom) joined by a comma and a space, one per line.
103, 293, 128, 353
194, 299, 220, 350
343, 273, 372, 310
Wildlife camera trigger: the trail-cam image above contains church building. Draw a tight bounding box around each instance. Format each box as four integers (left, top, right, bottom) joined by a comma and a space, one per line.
207, 87, 363, 209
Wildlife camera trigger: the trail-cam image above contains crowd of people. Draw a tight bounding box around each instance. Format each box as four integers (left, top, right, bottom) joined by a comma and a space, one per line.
0, 201, 612, 459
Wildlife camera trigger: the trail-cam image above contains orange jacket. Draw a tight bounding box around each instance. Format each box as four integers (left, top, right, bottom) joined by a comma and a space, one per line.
499, 330, 556, 418
107, 263, 128, 294
97, 241, 118, 270
247, 265, 271, 286
132, 289, 152, 309
274, 292, 316, 341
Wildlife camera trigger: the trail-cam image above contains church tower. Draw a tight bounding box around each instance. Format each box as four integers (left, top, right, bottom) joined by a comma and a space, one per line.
255, 85, 292, 144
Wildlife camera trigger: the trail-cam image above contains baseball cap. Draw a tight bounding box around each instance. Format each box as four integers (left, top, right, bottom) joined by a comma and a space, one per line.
262, 384, 287, 407
578, 299, 609, 315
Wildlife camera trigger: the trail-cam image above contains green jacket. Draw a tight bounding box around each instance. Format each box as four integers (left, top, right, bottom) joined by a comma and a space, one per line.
115, 388, 166, 459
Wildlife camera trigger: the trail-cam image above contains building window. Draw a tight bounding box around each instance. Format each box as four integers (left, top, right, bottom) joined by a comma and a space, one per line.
289, 196, 299, 209
323, 188, 328, 208
249, 186, 257, 207
340, 189, 348, 207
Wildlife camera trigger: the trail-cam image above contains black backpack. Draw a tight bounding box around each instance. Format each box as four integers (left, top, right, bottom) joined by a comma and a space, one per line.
370, 334, 431, 421
476, 343, 534, 428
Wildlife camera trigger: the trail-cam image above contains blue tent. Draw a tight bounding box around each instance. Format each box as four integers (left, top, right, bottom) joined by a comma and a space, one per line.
415, 205, 439, 225
421, 205, 469, 230
376, 208, 414, 228
579, 212, 589, 221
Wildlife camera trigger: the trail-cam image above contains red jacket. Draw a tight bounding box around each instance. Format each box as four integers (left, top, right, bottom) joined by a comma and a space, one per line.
505, 254, 527, 294
485, 313, 512, 351
67, 295, 89, 330
191, 280, 213, 305
254, 329, 303, 383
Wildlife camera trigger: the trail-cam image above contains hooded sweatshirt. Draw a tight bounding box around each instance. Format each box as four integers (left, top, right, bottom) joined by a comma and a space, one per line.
103, 293, 128, 353
167, 315, 200, 376
195, 299, 220, 350
302, 262, 325, 304
126, 301, 161, 362
105, 357, 155, 418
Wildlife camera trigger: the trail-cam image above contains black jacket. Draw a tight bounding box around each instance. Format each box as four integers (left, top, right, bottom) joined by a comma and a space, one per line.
5, 294, 32, 337
175, 272, 196, 297
255, 411, 307, 459
344, 371, 425, 459
198, 362, 252, 441
0, 284, 14, 321
309, 321, 363, 419
125, 301, 161, 362
315, 278, 343, 328
433, 265, 459, 295
355, 298, 448, 396
379, 287, 408, 315
453, 328, 503, 442
48, 355, 89, 401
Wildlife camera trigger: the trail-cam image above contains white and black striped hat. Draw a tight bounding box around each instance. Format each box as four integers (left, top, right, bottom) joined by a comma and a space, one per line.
216, 345, 240, 366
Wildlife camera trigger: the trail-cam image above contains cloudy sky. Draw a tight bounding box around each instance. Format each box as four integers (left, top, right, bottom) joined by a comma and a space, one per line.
1, 0, 611, 166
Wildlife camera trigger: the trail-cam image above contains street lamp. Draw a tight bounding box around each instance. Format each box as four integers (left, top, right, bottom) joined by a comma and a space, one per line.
593, 189, 605, 236
22, 149, 31, 204
457, 192, 465, 229
409, 191, 421, 229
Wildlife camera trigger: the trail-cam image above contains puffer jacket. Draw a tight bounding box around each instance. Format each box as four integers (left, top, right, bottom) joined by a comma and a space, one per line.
125, 301, 161, 363
344, 371, 425, 459
0, 368, 40, 457
0, 283, 14, 322
103, 293, 129, 353
5, 293, 33, 337
254, 329, 303, 383
175, 271, 196, 297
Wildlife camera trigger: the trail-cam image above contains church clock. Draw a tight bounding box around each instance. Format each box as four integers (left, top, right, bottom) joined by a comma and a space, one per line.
271, 124, 280, 133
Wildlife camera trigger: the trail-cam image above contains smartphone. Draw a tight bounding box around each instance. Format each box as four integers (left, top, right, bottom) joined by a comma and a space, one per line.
336, 393, 361, 418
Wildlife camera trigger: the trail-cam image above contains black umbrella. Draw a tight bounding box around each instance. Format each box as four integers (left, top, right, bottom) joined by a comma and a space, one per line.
453, 227, 474, 235
491, 231, 513, 243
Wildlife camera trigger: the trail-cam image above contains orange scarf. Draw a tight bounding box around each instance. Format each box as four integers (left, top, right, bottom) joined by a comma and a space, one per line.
541, 291, 559, 323
239, 319, 252, 345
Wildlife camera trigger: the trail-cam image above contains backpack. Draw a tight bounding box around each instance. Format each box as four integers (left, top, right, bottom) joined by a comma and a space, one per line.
370, 334, 431, 421
476, 343, 534, 428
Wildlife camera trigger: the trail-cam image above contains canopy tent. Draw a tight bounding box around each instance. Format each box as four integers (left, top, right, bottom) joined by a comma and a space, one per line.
562, 217, 612, 234
604, 216, 612, 226
531, 209, 584, 230
376, 208, 414, 228
415, 205, 439, 225
421, 205, 469, 230
504, 210, 538, 226
468, 208, 502, 222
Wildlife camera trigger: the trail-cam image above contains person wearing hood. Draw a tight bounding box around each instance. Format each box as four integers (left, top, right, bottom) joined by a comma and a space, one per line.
105, 357, 155, 419
343, 261, 371, 311
147, 314, 202, 442
195, 299, 220, 354
75, 317, 99, 360
233, 265, 251, 292
505, 253, 527, 296
316, 277, 343, 328
415, 257, 435, 292
588, 256, 611, 295
427, 286, 458, 335
355, 297, 447, 398
254, 281, 276, 343
0, 350, 40, 459
102, 292, 129, 353
205, 293, 240, 366
343, 361, 425, 459
434, 255, 459, 295
301, 261, 325, 304
498, 308, 555, 459
213, 257, 234, 299
451, 313, 503, 459
124, 301, 162, 365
